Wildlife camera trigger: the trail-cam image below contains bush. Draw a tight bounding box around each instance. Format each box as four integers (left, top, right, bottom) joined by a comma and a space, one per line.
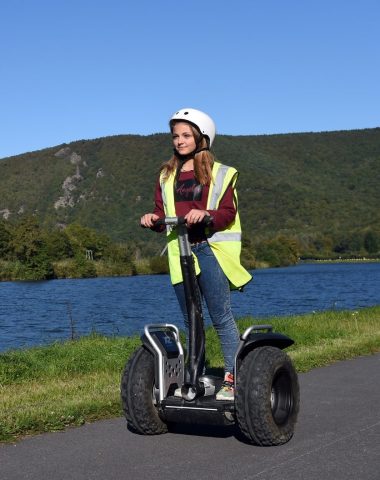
53, 257, 96, 279
0, 260, 16, 280
149, 255, 169, 274
95, 260, 134, 277
133, 258, 151, 275
73, 256, 97, 278
53, 259, 79, 278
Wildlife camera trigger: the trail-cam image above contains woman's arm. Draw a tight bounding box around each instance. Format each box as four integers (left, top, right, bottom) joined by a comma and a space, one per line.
140, 179, 165, 229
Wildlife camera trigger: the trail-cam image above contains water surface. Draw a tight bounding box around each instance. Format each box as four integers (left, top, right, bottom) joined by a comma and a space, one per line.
0, 262, 379, 352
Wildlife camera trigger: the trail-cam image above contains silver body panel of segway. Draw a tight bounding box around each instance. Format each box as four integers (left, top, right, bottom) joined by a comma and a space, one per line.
143, 324, 185, 401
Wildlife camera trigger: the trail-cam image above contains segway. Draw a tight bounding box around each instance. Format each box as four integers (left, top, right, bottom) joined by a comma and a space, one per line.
120, 216, 300, 445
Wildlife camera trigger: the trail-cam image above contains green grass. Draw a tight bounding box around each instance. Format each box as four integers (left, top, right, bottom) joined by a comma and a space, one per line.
1, 306, 379, 442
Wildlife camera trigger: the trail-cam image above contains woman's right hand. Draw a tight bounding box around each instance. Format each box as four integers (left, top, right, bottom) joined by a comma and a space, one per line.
140, 213, 159, 228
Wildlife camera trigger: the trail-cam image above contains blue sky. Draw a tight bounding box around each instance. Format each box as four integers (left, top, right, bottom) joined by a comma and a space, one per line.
1, 0, 379, 159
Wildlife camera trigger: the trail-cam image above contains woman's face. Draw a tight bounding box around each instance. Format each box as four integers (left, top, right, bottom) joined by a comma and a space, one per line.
172, 122, 196, 156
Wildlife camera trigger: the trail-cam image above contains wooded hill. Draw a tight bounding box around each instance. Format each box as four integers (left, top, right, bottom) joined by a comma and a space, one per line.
1, 127, 379, 259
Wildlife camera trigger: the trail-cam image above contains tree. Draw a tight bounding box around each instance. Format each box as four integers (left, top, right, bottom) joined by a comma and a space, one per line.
9, 217, 54, 280
65, 223, 111, 259
241, 236, 256, 269
255, 236, 298, 267
10, 217, 44, 262
103, 242, 134, 264
44, 229, 74, 260
0, 220, 11, 259
333, 232, 364, 255
364, 230, 380, 254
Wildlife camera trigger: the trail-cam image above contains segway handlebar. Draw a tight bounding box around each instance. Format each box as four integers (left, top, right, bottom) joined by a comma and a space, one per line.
154, 216, 213, 228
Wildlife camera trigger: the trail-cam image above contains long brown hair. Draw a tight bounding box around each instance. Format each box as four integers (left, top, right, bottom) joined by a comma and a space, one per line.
160, 123, 214, 185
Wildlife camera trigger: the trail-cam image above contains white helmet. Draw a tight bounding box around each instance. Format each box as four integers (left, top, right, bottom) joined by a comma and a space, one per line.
169, 108, 216, 147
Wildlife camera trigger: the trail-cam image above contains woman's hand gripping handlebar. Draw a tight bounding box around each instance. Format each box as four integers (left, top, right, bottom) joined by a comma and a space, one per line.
141, 215, 213, 229
140, 213, 160, 228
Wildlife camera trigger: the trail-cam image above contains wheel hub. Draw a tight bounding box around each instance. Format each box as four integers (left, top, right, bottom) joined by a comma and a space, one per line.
270, 369, 293, 425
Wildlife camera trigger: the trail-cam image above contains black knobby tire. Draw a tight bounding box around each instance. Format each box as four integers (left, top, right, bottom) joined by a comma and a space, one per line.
236, 346, 300, 446
120, 346, 168, 435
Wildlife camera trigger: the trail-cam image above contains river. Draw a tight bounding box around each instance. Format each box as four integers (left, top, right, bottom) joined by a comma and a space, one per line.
0, 262, 379, 352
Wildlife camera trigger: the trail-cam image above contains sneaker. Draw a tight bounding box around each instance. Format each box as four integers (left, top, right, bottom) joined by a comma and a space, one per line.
216, 372, 235, 401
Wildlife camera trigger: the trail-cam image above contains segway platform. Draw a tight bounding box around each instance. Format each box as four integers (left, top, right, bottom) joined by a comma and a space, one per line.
162, 394, 235, 426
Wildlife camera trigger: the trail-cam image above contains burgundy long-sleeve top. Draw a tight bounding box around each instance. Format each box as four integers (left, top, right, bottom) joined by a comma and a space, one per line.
153, 170, 236, 243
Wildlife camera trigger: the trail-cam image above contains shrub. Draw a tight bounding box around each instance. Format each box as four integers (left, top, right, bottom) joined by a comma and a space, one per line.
149, 255, 169, 274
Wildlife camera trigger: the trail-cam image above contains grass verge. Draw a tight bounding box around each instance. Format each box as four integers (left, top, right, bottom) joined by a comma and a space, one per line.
1, 306, 379, 442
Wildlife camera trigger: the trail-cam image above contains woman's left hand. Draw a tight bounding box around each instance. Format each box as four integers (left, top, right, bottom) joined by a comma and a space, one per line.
184, 209, 210, 225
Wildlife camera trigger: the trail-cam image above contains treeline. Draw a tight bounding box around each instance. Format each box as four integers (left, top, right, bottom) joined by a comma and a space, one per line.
243, 227, 380, 269
1, 217, 379, 281
0, 216, 299, 280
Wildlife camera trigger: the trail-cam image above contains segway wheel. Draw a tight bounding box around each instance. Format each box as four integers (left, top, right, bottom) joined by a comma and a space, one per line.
236, 346, 299, 446
121, 346, 168, 435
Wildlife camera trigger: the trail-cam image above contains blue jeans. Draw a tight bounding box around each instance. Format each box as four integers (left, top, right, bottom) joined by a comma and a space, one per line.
173, 242, 240, 374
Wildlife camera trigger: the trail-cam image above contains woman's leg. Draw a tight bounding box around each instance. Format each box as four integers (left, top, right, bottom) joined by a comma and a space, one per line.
193, 242, 240, 374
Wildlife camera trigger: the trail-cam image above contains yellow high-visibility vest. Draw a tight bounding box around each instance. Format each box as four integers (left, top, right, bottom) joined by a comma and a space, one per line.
160, 161, 252, 290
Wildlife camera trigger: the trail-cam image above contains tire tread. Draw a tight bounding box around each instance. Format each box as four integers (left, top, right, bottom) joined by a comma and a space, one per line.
236, 346, 299, 446
120, 346, 168, 435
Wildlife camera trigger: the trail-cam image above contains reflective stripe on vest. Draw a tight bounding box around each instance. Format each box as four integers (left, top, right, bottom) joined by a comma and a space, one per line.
207, 231, 242, 242
207, 164, 230, 210
161, 180, 168, 211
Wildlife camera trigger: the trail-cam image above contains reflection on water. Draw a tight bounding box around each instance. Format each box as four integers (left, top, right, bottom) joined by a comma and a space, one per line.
0, 262, 379, 352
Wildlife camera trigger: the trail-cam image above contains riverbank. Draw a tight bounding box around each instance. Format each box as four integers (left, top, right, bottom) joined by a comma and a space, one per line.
1, 256, 380, 282
0, 257, 170, 282
1, 306, 379, 442
302, 257, 380, 264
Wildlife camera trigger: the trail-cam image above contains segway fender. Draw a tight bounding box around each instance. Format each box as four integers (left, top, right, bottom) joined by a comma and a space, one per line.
235, 326, 294, 372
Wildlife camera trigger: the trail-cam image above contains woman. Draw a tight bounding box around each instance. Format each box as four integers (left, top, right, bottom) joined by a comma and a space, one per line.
141, 108, 252, 400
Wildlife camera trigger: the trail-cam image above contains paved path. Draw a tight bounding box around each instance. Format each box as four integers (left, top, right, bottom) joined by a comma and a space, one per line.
1, 354, 380, 480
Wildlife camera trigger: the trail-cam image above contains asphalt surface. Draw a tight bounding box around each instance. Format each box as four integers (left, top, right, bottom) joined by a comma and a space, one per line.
1, 353, 379, 480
